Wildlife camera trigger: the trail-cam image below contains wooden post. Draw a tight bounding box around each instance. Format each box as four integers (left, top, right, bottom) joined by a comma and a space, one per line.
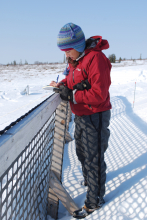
48, 101, 78, 219
65, 104, 73, 143
49, 170, 79, 215
66, 103, 72, 130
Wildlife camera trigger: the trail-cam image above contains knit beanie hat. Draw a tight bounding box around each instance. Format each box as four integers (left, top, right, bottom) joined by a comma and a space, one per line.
57, 23, 86, 52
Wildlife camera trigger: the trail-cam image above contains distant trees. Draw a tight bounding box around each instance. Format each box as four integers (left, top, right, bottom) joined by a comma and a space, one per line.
25, 60, 28, 65
119, 57, 122, 63
13, 60, 17, 65
34, 61, 40, 65
108, 54, 116, 63
7, 60, 29, 65
34, 61, 49, 65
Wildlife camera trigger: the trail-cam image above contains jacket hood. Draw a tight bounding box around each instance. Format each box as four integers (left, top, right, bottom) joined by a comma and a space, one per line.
76, 36, 109, 61
85, 36, 109, 52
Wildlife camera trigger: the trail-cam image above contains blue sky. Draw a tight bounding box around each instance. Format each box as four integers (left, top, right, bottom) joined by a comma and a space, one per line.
0, 0, 147, 64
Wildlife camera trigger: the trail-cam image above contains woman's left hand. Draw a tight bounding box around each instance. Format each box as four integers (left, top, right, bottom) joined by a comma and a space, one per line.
73, 79, 91, 91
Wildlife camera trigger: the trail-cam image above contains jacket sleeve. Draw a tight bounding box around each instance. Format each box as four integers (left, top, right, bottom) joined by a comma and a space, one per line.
74, 52, 111, 105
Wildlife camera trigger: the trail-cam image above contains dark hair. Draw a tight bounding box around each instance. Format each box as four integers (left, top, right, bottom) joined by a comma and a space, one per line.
67, 57, 79, 68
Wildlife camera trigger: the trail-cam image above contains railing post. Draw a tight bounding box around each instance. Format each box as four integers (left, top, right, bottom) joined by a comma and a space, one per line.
66, 103, 72, 130
65, 104, 73, 143
48, 101, 78, 219
47, 101, 68, 219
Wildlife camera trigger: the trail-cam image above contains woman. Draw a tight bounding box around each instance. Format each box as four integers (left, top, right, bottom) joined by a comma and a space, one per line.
50, 23, 112, 219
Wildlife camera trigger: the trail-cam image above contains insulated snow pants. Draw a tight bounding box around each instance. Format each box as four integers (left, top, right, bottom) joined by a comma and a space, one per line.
74, 110, 111, 209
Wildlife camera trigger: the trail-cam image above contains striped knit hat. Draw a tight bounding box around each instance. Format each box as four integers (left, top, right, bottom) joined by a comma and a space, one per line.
57, 23, 86, 52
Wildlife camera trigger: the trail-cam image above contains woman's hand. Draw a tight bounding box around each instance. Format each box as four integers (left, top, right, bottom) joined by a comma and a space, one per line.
58, 85, 73, 101
49, 81, 60, 87
73, 79, 91, 91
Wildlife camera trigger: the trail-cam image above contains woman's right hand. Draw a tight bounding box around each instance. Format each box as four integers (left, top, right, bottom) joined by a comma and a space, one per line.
49, 81, 60, 87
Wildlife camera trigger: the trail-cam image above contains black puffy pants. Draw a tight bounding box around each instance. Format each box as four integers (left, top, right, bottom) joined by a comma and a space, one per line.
74, 110, 111, 209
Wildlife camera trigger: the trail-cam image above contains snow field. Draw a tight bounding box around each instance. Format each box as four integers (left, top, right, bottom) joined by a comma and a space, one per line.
0, 64, 66, 131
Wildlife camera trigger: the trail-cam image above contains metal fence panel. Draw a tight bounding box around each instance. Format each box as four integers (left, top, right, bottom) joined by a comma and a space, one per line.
0, 103, 57, 220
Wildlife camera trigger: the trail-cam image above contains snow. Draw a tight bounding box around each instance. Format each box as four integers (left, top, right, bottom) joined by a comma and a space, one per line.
1, 60, 147, 220
0, 63, 66, 131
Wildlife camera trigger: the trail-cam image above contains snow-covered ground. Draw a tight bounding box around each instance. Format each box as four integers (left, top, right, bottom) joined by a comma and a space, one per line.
0, 60, 147, 219
0, 63, 66, 131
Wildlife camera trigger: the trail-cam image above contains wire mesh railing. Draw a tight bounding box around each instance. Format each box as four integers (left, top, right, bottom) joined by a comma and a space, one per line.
0, 113, 55, 220
0, 94, 71, 220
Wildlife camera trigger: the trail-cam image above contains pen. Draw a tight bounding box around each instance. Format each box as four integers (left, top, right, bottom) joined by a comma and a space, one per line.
56, 75, 59, 83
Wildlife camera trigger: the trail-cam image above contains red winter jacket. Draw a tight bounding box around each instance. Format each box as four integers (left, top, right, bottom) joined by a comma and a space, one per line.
61, 36, 112, 116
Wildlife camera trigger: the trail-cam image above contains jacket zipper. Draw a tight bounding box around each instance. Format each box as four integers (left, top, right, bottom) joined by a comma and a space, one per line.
73, 69, 75, 83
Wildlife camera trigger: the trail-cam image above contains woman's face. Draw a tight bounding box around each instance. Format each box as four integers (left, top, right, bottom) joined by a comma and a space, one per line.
65, 49, 80, 60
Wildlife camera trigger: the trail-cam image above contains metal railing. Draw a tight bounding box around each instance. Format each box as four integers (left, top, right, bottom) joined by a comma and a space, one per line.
0, 94, 71, 220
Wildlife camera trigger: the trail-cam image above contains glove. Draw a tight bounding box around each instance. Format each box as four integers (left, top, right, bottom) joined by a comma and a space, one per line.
53, 82, 65, 93
58, 85, 73, 101
73, 79, 91, 91
53, 87, 61, 93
